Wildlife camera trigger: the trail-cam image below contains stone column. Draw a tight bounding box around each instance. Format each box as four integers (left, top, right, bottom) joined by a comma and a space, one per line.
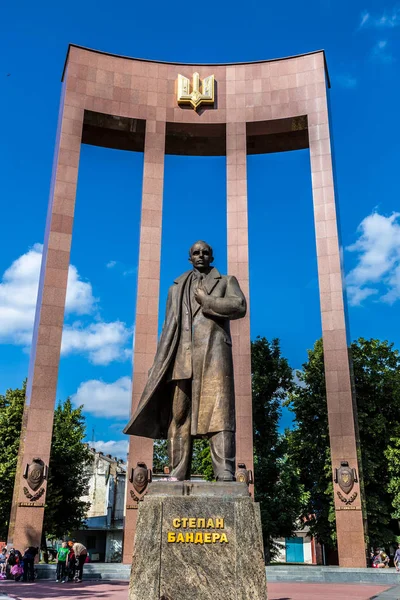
123, 120, 166, 564
309, 103, 366, 567
8, 75, 84, 550
226, 122, 254, 485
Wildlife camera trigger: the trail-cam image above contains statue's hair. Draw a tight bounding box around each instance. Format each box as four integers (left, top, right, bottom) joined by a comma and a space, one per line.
189, 241, 214, 257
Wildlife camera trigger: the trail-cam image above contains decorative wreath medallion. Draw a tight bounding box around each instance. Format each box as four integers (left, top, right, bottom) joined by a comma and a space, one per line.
337, 490, 358, 505
23, 486, 45, 502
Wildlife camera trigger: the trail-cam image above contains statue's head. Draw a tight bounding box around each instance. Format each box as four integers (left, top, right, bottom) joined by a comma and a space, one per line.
188, 241, 214, 272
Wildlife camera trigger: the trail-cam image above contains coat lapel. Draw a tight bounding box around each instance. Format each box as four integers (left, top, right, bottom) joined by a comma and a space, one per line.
204, 267, 221, 295
173, 271, 192, 318
192, 267, 221, 318
173, 268, 221, 320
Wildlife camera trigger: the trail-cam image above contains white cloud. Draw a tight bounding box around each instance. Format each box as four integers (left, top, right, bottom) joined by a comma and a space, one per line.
122, 267, 137, 277
0, 244, 131, 364
91, 439, 129, 460
61, 321, 132, 365
0, 243, 42, 345
66, 264, 97, 315
106, 260, 117, 269
359, 11, 370, 28
376, 6, 400, 27
371, 39, 395, 63
359, 6, 400, 28
0, 244, 96, 345
335, 74, 358, 89
346, 286, 378, 306
346, 211, 400, 305
72, 376, 132, 418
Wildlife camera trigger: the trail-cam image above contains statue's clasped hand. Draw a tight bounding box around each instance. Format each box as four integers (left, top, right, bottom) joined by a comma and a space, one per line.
194, 280, 207, 305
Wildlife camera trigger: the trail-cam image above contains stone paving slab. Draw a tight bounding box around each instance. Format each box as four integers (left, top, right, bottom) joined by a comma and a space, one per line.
0, 580, 393, 600
371, 585, 400, 599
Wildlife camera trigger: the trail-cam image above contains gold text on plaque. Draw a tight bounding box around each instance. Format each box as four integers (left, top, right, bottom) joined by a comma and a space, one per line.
177, 72, 215, 111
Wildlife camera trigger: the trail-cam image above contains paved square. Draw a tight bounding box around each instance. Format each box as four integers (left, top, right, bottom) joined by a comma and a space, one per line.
0, 580, 393, 599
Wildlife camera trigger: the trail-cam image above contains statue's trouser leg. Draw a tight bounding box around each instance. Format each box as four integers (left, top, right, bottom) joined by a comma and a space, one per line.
167, 379, 192, 480
209, 431, 236, 481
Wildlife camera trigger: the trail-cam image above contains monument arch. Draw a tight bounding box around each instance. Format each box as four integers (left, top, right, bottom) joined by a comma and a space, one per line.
8, 45, 366, 568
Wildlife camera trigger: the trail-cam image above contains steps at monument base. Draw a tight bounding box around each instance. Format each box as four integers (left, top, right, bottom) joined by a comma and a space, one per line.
36, 563, 400, 584
266, 565, 400, 584
36, 563, 131, 580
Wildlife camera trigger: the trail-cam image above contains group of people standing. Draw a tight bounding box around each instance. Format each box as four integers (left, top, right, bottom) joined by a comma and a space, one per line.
56, 541, 88, 583
0, 546, 38, 581
370, 544, 400, 569
0, 541, 87, 583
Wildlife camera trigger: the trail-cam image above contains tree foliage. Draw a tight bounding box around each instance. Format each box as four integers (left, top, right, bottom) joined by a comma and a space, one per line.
285, 339, 335, 547
153, 439, 168, 473
44, 399, 93, 540
287, 337, 400, 549
0, 385, 92, 542
0, 383, 26, 540
153, 438, 213, 480
252, 337, 306, 560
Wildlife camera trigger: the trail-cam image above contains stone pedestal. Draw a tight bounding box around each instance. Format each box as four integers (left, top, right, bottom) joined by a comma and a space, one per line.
129, 481, 267, 600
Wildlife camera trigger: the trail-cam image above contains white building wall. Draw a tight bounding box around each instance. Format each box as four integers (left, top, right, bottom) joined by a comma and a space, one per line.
105, 531, 123, 562
275, 537, 286, 562
302, 533, 313, 563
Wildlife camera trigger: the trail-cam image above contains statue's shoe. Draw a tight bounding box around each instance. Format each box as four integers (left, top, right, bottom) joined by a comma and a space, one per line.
216, 472, 235, 482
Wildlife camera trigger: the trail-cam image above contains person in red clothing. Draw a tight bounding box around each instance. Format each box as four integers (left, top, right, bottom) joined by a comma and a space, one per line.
66, 542, 76, 582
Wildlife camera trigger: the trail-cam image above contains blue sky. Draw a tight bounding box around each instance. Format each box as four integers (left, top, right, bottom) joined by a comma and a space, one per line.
1, 0, 400, 457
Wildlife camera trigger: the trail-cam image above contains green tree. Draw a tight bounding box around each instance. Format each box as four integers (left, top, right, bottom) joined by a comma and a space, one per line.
153, 440, 168, 473
43, 399, 93, 540
288, 337, 400, 550
0, 383, 26, 540
153, 438, 213, 479
285, 339, 335, 547
0, 385, 93, 542
353, 338, 400, 547
386, 438, 400, 524
192, 439, 213, 481
252, 337, 306, 561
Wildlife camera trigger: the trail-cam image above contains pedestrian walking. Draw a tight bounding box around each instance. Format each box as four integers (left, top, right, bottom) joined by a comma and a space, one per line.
56, 542, 69, 583
72, 542, 87, 582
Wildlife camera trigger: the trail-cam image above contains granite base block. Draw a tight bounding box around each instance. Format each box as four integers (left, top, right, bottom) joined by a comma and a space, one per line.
129, 482, 267, 600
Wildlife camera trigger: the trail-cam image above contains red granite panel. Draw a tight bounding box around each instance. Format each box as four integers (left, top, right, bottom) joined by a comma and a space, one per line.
308, 74, 365, 565
43, 267, 68, 290
226, 120, 253, 489
42, 286, 67, 308
10, 92, 83, 553
123, 120, 165, 561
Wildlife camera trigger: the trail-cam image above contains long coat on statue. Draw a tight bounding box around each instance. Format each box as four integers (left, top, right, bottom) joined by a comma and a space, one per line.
124, 267, 246, 440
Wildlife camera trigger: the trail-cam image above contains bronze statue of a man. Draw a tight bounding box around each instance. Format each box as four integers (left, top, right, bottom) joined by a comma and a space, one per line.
124, 241, 246, 481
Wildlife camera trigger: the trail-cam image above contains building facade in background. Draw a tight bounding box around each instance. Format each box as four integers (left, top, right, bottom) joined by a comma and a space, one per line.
73, 449, 126, 562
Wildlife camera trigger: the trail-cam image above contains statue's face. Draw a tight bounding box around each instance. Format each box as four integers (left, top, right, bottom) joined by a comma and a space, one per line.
189, 242, 213, 272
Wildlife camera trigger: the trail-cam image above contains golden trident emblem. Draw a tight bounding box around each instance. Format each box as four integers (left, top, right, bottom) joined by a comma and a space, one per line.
177, 72, 215, 111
